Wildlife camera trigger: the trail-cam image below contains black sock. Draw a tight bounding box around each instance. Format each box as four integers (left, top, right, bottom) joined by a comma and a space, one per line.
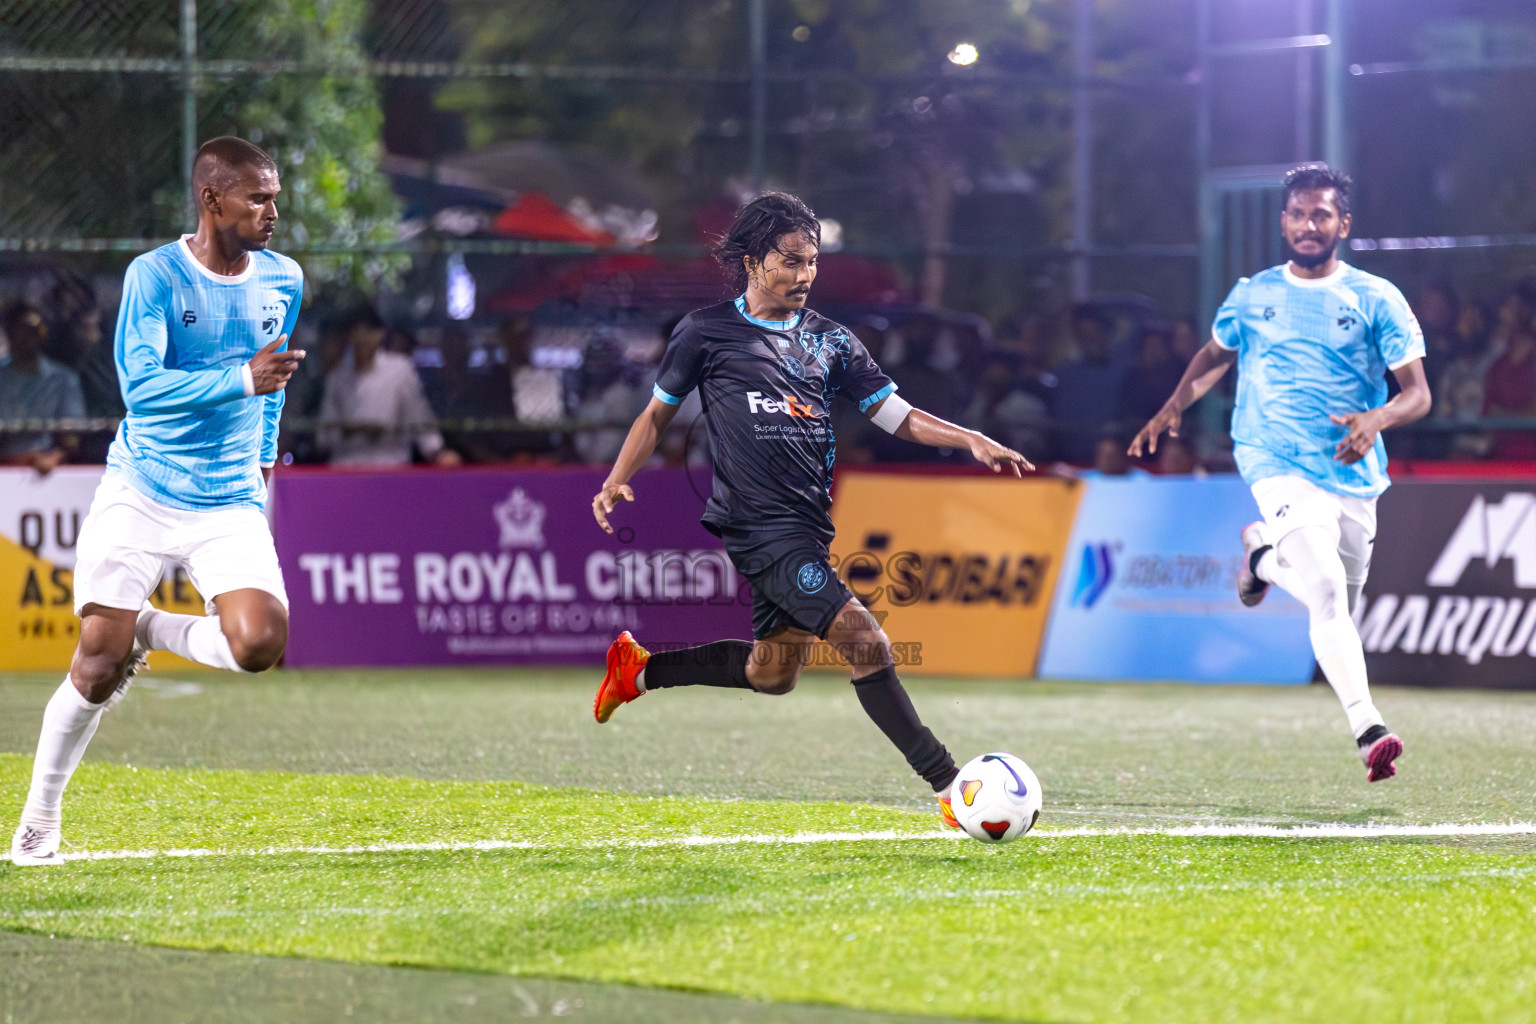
851, 665, 958, 792
1357, 723, 1389, 748
1249, 544, 1273, 577
645, 640, 754, 689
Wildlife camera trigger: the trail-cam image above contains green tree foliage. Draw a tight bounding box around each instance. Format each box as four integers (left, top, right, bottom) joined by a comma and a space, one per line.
0, 0, 399, 288
194, 0, 402, 288
433, 0, 1197, 314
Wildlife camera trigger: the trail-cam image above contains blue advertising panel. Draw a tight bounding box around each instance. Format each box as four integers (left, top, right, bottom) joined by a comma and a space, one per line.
1038, 476, 1315, 683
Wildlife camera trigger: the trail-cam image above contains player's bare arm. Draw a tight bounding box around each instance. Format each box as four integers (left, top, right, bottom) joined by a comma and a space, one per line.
592, 396, 681, 533
878, 400, 1033, 476
1331, 356, 1432, 465
1128, 338, 1238, 456
248, 334, 305, 395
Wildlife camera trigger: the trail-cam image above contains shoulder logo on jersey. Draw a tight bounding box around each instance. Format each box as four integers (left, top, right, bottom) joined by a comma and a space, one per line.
747, 390, 818, 417
796, 562, 829, 594
182, 310, 197, 327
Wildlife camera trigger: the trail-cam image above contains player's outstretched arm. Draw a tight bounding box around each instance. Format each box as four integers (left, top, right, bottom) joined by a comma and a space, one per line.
1128, 338, 1237, 456
884, 404, 1033, 477
592, 396, 682, 533
1330, 357, 1432, 465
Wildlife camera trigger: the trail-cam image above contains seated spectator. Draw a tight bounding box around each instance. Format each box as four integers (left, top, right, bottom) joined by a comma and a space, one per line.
963, 351, 1052, 465
0, 300, 85, 475
1414, 281, 1460, 388
572, 333, 648, 465
1059, 427, 1148, 479
1116, 324, 1184, 442
1482, 322, 1536, 460
1050, 303, 1125, 463
992, 315, 1058, 405
318, 305, 461, 467
1170, 317, 1202, 365
871, 313, 966, 463
1153, 434, 1199, 475
421, 327, 519, 463
502, 316, 565, 460
45, 275, 122, 422
1433, 303, 1494, 459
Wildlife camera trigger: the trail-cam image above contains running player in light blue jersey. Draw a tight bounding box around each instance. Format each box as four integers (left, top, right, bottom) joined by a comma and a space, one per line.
12, 137, 307, 866
1130, 164, 1432, 783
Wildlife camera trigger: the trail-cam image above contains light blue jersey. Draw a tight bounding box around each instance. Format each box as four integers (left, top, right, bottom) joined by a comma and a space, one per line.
106, 237, 303, 511
1212, 262, 1424, 499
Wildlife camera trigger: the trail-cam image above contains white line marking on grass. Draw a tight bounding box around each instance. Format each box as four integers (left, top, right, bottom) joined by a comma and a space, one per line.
55, 821, 1536, 864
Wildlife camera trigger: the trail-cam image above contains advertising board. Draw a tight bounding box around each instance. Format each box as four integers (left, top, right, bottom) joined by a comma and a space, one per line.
828, 473, 1082, 677
272, 466, 749, 666
1038, 476, 1315, 683
1357, 481, 1536, 688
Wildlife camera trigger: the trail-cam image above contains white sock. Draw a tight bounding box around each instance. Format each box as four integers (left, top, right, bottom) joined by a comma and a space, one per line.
1256, 547, 1302, 593
141, 607, 244, 672
1311, 616, 1383, 738
1264, 527, 1385, 740
21, 677, 105, 830
635, 666, 647, 692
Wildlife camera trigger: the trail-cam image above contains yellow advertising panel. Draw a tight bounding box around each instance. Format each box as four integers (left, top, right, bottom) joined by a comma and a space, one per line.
828, 472, 1083, 677
1, 467, 205, 671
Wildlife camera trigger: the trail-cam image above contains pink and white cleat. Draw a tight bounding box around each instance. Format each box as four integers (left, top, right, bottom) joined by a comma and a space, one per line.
1358, 727, 1404, 782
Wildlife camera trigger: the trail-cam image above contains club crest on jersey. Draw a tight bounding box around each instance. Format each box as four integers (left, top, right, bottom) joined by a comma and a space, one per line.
261, 317, 280, 334
1337, 314, 1358, 329
797, 562, 828, 594
747, 391, 817, 417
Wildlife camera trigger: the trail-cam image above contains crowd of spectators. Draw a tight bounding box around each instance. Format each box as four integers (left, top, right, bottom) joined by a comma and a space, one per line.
5, 269, 1536, 477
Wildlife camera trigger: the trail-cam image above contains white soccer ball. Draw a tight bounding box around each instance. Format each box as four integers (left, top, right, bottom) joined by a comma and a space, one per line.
950, 752, 1042, 843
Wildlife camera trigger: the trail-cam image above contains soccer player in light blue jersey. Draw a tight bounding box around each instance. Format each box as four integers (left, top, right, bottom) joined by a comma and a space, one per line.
1130, 165, 1432, 783
12, 137, 306, 865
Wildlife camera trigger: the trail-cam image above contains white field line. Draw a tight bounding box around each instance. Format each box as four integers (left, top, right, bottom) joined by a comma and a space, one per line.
56, 821, 1536, 864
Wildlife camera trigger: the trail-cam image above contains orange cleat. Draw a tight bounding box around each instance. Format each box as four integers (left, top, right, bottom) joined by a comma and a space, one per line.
593, 630, 651, 723
938, 787, 961, 830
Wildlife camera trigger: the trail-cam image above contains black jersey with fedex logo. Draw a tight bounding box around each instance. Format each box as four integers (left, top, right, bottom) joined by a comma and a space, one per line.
653, 296, 896, 543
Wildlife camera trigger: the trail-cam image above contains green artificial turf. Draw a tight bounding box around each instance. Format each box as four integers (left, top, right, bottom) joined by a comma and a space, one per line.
3, 753, 1535, 1024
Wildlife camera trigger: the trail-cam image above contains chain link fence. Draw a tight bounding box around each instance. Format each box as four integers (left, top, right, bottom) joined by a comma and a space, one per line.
4, 1, 1534, 471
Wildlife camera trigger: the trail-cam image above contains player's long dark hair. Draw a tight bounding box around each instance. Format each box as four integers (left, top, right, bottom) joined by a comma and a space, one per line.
713, 192, 821, 293
1282, 163, 1352, 217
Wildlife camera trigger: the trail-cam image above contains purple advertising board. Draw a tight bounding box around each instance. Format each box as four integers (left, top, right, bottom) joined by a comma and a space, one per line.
271, 467, 749, 666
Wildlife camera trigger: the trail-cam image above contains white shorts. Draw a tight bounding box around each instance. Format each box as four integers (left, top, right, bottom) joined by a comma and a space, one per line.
1250, 475, 1377, 586
73, 473, 289, 615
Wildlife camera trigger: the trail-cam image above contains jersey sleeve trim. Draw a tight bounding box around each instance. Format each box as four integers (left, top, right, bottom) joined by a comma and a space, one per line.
1210, 332, 1238, 351
652, 382, 683, 405
857, 382, 898, 412
1388, 352, 1422, 372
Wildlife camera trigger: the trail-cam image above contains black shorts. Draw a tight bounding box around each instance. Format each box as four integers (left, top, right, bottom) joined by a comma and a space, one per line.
721, 527, 852, 641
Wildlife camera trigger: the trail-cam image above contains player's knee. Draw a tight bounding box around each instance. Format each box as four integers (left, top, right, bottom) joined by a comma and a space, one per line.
70, 650, 125, 702
835, 629, 893, 673
753, 664, 799, 695
225, 618, 287, 673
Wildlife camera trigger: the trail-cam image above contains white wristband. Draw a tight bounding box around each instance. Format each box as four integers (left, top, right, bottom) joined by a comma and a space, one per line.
241, 364, 256, 397
869, 393, 914, 434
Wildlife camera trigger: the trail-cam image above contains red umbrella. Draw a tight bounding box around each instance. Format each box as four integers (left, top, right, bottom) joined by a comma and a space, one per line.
492, 193, 616, 246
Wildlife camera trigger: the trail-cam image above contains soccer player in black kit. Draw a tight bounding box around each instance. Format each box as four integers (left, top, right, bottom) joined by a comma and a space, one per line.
590, 192, 1031, 827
